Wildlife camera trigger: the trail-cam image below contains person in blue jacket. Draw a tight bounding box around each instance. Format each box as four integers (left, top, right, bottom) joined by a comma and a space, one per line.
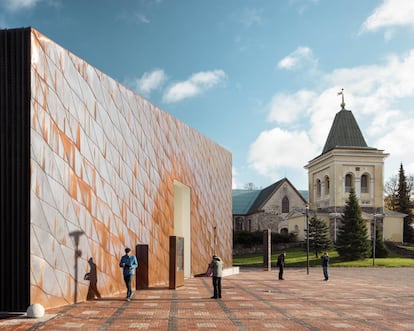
119, 247, 138, 301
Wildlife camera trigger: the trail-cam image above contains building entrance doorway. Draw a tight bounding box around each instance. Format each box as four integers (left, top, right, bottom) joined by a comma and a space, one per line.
173, 181, 191, 278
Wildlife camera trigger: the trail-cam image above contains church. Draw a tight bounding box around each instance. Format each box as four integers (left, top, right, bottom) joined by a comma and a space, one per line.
288, 93, 405, 243
233, 92, 404, 244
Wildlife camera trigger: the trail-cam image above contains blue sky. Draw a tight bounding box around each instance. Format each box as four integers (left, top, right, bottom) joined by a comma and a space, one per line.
2, 0, 414, 190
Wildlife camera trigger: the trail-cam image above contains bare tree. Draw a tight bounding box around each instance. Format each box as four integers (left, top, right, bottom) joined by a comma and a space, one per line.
385, 173, 414, 210
244, 182, 257, 190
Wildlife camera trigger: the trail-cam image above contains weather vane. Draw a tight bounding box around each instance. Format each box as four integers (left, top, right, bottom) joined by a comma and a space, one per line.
337, 88, 345, 110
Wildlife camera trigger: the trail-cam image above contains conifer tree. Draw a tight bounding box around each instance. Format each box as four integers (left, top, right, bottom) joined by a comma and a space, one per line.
336, 188, 371, 260
308, 213, 331, 257
395, 164, 414, 242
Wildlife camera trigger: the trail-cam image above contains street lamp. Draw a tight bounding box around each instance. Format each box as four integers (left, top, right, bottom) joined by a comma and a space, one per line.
305, 204, 309, 275
213, 226, 217, 256
372, 213, 376, 266
372, 212, 384, 266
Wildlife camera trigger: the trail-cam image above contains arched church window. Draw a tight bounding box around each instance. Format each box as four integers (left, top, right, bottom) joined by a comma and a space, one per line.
361, 174, 369, 193
235, 217, 243, 231
282, 196, 289, 213
324, 176, 330, 195
280, 228, 288, 234
316, 179, 321, 198
345, 174, 353, 192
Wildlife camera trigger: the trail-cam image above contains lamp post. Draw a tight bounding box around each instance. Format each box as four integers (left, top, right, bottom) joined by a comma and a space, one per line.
305, 204, 309, 275
372, 213, 377, 266
213, 226, 217, 256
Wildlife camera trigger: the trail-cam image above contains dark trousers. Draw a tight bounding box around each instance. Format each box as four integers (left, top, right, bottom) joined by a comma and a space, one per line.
278, 265, 284, 279
123, 274, 132, 298
212, 276, 222, 298
323, 266, 329, 280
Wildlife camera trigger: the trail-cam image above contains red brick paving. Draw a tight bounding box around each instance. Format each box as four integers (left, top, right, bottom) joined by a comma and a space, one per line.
1, 267, 414, 330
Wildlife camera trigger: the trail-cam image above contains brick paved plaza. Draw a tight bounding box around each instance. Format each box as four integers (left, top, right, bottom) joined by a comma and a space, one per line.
1, 267, 414, 330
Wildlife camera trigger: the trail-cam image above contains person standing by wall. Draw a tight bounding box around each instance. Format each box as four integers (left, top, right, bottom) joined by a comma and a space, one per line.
119, 248, 138, 301
321, 251, 329, 281
276, 251, 286, 280
210, 255, 223, 299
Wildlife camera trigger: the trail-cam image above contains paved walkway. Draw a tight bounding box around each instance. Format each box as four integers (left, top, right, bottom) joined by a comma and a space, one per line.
1, 267, 414, 330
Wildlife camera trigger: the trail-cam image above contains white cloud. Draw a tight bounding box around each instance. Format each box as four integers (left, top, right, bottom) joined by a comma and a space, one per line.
361, 0, 414, 35
248, 128, 318, 178
232, 167, 239, 189
267, 89, 316, 124
134, 12, 150, 24
249, 47, 414, 187
4, 0, 41, 11
163, 70, 226, 103
288, 0, 320, 15
134, 69, 167, 96
237, 8, 263, 28
277, 46, 318, 71
2, 0, 60, 12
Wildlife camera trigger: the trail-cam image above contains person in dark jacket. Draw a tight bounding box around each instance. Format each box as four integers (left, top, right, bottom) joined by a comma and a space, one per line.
276, 251, 286, 280
321, 251, 329, 281
119, 248, 138, 301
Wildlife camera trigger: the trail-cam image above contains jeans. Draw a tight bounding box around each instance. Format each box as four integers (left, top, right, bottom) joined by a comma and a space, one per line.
323, 266, 328, 280
124, 274, 132, 298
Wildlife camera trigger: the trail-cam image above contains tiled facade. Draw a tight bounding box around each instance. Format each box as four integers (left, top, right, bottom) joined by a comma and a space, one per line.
25, 28, 231, 309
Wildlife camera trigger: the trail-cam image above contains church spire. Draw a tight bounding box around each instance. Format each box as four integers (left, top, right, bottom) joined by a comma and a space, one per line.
337, 88, 345, 110
321, 93, 369, 154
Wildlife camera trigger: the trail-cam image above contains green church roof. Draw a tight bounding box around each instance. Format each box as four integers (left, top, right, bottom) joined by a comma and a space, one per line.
232, 189, 261, 214
322, 109, 369, 154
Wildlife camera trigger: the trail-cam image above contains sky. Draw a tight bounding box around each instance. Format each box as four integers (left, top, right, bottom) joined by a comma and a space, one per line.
2, 0, 414, 191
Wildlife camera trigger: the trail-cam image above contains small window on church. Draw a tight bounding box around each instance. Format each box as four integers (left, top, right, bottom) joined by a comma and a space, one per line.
325, 176, 330, 195
345, 174, 353, 192
282, 196, 289, 213
235, 217, 243, 231
316, 179, 321, 198
361, 174, 369, 193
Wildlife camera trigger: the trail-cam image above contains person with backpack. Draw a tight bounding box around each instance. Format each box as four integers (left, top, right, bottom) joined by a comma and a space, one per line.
210, 255, 223, 299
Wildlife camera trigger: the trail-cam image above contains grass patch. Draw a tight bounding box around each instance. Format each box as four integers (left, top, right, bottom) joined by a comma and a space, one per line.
398, 245, 414, 251
233, 247, 414, 267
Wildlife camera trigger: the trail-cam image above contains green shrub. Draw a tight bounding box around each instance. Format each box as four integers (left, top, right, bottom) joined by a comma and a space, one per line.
233, 231, 263, 247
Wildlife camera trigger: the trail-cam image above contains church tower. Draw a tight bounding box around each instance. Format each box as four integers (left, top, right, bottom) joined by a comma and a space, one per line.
289, 90, 403, 243
305, 92, 388, 214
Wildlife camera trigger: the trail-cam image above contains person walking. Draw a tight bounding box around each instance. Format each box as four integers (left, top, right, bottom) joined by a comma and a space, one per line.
119, 247, 138, 301
210, 255, 223, 299
277, 251, 286, 280
321, 251, 329, 281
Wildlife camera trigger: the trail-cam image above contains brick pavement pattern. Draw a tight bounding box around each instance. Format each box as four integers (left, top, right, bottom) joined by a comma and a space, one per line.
1, 267, 414, 330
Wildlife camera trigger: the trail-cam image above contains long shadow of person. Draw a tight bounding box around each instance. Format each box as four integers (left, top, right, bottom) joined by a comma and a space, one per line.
85, 257, 101, 300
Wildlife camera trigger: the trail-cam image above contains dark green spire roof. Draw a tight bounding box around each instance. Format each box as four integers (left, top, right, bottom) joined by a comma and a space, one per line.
322, 109, 368, 154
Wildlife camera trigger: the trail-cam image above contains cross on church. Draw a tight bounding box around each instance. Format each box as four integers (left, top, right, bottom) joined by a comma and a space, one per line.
338, 88, 346, 110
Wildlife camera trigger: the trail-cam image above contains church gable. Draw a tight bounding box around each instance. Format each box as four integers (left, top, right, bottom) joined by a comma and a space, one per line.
232, 178, 307, 233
